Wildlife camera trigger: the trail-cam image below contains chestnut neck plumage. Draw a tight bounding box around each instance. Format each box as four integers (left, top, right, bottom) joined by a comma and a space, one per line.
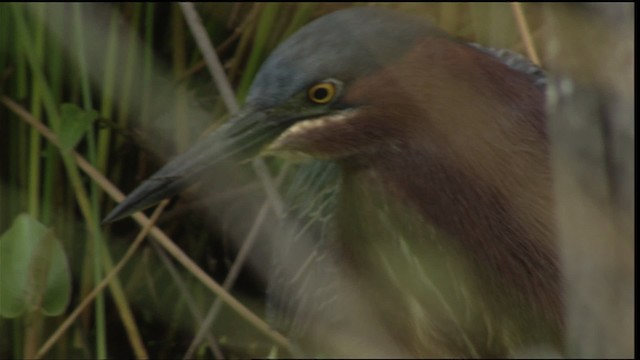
332, 35, 563, 354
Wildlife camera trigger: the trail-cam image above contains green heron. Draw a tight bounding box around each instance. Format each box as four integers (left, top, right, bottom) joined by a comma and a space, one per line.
105, 7, 562, 357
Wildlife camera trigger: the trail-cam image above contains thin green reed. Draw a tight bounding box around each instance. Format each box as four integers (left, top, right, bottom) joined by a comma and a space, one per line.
72, 4, 107, 358
236, 3, 280, 103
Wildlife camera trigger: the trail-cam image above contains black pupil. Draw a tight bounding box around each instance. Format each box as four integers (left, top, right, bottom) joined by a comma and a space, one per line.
313, 87, 329, 100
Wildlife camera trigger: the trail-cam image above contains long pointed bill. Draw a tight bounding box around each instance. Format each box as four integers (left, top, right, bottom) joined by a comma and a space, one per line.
103, 108, 275, 223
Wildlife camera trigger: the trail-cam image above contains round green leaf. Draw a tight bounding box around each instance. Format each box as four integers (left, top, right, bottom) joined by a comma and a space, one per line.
0, 213, 71, 318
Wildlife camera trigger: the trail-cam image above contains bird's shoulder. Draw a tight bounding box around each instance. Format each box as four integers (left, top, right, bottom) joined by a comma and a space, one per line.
467, 42, 547, 88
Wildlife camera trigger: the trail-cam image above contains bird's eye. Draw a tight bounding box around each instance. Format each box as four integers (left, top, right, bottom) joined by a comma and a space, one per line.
308, 82, 336, 104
